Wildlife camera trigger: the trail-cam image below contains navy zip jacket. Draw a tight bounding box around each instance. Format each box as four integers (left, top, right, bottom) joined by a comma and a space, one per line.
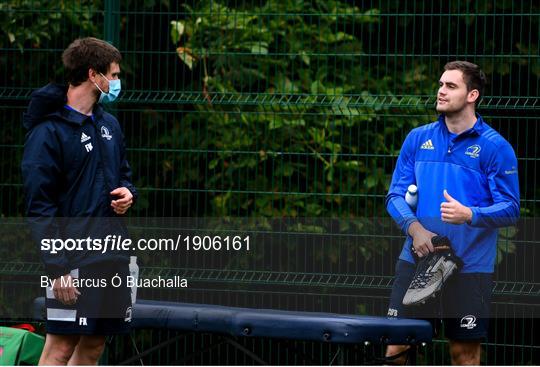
22, 83, 137, 279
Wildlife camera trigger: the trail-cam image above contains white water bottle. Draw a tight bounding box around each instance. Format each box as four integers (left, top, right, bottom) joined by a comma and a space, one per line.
129, 256, 139, 304
405, 184, 418, 209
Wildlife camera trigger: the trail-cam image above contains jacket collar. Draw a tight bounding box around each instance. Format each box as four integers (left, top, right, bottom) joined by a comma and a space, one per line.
438, 113, 486, 136
54, 103, 105, 126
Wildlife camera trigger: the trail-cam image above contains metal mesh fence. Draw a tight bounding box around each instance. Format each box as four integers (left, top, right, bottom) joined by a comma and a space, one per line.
1, 0, 539, 364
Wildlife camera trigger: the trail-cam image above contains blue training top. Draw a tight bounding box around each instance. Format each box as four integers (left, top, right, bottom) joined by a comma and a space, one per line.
386, 114, 520, 273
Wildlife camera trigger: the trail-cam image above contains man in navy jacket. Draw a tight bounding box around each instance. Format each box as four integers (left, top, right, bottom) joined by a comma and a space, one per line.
385, 61, 520, 365
22, 37, 136, 365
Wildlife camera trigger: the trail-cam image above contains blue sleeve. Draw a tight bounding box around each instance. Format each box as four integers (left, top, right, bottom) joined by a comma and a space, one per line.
385, 132, 418, 234
119, 129, 138, 201
21, 124, 70, 279
469, 142, 520, 227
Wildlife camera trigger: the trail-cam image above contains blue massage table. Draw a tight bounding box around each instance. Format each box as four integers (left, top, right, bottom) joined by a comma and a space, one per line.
34, 298, 432, 365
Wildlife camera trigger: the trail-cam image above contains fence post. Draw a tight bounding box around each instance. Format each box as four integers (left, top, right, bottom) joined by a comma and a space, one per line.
104, 0, 120, 46
103, 0, 120, 114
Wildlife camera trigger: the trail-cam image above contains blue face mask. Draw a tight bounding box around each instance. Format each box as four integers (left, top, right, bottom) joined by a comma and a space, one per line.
94, 73, 121, 104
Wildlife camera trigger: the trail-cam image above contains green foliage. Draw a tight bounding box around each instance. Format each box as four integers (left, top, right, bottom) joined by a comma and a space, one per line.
0, 0, 98, 51
166, 0, 422, 219
496, 226, 517, 265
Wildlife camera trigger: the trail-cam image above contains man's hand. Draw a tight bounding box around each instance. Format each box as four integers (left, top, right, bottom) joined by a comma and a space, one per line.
53, 274, 81, 305
441, 190, 472, 224
408, 221, 437, 257
110, 187, 133, 215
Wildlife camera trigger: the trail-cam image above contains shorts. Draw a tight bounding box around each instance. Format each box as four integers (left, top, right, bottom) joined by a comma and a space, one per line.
45, 260, 132, 335
387, 260, 493, 340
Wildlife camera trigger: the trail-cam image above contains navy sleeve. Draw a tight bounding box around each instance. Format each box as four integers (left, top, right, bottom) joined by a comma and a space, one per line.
119, 129, 138, 201
470, 142, 520, 227
385, 131, 418, 234
21, 124, 70, 279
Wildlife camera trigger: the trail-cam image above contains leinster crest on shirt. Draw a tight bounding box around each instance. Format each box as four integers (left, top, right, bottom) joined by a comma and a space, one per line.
465, 144, 481, 158
101, 126, 112, 140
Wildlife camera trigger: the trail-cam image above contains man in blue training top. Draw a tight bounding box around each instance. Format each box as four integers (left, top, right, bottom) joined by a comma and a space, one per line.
22, 37, 136, 365
385, 61, 520, 365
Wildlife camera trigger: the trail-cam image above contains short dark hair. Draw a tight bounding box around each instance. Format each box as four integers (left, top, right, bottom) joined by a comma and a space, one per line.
444, 61, 486, 104
62, 37, 122, 86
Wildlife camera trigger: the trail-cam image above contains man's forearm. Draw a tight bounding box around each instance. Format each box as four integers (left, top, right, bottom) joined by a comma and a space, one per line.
407, 220, 422, 237
469, 201, 519, 228
386, 195, 418, 234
